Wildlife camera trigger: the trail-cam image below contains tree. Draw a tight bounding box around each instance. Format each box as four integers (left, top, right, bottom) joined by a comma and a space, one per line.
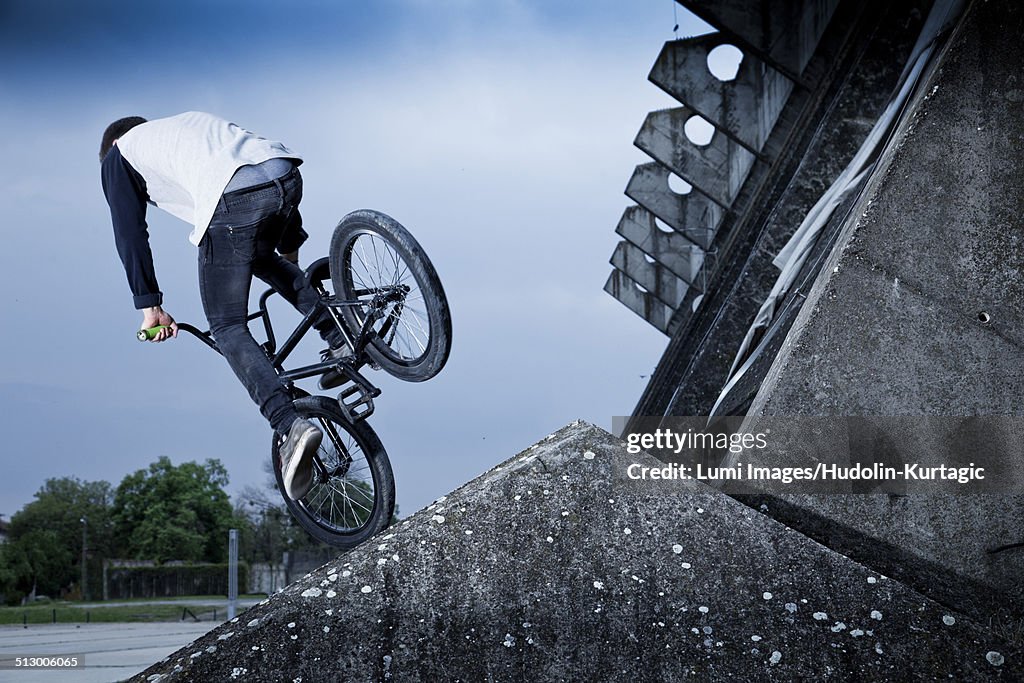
112, 457, 238, 564
2, 477, 114, 602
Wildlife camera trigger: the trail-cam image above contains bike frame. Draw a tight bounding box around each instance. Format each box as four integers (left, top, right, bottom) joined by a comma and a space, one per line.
177, 257, 402, 422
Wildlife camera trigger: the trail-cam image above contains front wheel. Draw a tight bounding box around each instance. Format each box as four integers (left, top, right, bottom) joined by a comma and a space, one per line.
273, 396, 395, 548
330, 209, 452, 382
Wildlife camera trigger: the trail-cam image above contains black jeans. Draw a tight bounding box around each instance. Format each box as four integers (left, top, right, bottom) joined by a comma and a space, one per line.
198, 168, 342, 434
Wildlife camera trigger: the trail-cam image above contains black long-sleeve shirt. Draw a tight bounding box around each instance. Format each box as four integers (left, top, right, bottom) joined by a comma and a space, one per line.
101, 145, 162, 309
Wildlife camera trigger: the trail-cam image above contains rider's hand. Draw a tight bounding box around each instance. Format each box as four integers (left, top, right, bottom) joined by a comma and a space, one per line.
141, 305, 178, 342
280, 249, 299, 265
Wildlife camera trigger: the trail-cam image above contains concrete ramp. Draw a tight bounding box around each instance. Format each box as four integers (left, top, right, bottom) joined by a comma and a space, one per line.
133, 423, 1016, 681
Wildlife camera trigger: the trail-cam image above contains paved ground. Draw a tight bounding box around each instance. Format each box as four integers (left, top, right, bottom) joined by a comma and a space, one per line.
72, 598, 265, 610
0, 623, 214, 682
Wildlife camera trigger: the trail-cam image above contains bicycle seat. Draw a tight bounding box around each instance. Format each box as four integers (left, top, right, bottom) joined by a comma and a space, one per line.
304, 257, 331, 289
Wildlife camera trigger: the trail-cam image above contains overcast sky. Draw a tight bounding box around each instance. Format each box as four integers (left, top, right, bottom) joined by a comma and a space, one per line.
0, 1, 714, 522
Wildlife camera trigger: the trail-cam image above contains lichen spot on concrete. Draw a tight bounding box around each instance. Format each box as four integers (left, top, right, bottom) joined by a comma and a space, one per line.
682, 562, 692, 569
583, 450, 596, 460
831, 622, 847, 632
287, 622, 296, 628
503, 634, 515, 647
342, 570, 351, 578
851, 629, 865, 637
870, 610, 883, 621
431, 514, 445, 524
247, 618, 259, 627
361, 585, 373, 594
986, 652, 1005, 667
301, 587, 322, 598
867, 576, 877, 584
699, 606, 709, 614
231, 667, 247, 678
328, 574, 338, 582
672, 544, 683, 554
593, 581, 605, 590
546, 536, 554, 543
813, 612, 828, 621
762, 592, 773, 600
326, 590, 337, 598
785, 603, 798, 614
623, 527, 632, 535
942, 615, 956, 626
769, 651, 782, 666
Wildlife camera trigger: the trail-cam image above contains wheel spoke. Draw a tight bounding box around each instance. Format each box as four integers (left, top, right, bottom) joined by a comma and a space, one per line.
292, 410, 379, 535
344, 232, 434, 363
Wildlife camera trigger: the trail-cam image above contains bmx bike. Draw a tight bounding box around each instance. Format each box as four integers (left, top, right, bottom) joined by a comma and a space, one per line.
140, 210, 452, 549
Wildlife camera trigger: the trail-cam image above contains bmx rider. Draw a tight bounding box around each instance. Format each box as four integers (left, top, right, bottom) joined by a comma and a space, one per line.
99, 111, 348, 500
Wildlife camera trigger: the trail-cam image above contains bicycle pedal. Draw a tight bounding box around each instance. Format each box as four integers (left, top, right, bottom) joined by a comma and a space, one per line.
337, 390, 375, 422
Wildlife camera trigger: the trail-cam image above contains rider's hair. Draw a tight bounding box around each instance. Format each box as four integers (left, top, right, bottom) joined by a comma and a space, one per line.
99, 116, 147, 162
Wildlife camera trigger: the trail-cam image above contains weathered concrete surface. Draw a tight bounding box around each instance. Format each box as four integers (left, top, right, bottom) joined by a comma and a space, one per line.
679, 0, 839, 82
133, 423, 1017, 682
649, 35, 794, 153
630, 0, 930, 418
745, 0, 1024, 622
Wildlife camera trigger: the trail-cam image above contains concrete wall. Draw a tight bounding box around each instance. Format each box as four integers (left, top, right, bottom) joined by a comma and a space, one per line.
743, 0, 1024, 622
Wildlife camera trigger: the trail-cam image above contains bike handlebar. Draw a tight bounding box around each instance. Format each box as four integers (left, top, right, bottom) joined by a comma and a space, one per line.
137, 323, 219, 352
134, 258, 330, 349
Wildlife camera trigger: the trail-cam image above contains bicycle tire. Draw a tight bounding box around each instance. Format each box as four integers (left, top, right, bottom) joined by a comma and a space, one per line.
330, 209, 452, 382
273, 396, 395, 548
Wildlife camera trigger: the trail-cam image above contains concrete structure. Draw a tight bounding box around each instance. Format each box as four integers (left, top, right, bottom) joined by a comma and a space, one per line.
605, 0, 856, 336
131, 423, 1018, 681
732, 0, 1024, 625
613, 0, 1024, 642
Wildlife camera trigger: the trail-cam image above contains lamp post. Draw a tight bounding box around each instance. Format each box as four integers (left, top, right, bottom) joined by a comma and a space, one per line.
80, 517, 88, 602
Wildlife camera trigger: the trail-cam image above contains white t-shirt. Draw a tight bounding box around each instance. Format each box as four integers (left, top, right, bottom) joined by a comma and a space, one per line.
116, 111, 302, 245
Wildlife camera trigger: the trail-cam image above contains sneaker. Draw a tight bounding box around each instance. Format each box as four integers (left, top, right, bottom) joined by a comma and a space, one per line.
279, 418, 322, 500
318, 343, 353, 390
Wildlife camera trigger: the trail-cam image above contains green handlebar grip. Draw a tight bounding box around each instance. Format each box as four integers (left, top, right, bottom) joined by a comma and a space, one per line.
137, 325, 170, 341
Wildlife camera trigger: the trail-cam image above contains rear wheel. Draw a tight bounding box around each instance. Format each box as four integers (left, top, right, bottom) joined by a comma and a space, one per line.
330, 210, 452, 382
273, 396, 394, 548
